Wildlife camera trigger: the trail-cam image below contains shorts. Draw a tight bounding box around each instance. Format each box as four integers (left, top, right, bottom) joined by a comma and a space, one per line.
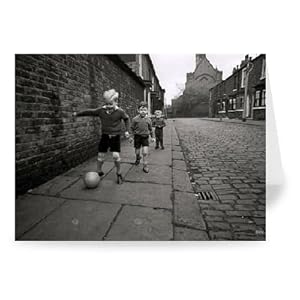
98, 134, 121, 153
134, 134, 149, 148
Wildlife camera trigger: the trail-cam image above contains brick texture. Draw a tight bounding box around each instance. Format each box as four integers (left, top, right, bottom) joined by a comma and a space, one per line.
16, 55, 144, 194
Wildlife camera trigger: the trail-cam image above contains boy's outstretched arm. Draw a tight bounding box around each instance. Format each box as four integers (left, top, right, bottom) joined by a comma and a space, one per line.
73, 108, 101, 117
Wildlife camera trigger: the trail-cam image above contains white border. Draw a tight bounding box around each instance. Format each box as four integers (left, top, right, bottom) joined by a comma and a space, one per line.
1, 1, 300, 300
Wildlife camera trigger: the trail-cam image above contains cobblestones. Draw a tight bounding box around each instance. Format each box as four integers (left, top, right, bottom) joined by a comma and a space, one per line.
174, 118, 265, 241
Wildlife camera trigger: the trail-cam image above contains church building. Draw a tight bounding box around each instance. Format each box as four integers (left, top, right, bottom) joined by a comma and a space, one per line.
172, 54, 222, 117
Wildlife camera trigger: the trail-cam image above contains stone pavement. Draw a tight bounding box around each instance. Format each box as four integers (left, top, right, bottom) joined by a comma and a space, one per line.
201, 117, 265, 127
173, 118, 265, 240
16, 120, 208, 241
15, 118, 265, 241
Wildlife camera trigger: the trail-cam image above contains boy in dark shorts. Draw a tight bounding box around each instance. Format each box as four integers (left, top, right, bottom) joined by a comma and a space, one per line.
130, 102, 155, 173
152, 110, 166, 149
73, 89, 130, 184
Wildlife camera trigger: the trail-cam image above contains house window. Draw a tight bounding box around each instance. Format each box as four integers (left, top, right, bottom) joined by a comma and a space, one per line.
229, 99, 233, 110
261, 89, 266, 106
255, 90, 261, 107
260, 58, 266, 79
233, 98, 237, 110
222, 101, 226, 111
237, 96, 244, 109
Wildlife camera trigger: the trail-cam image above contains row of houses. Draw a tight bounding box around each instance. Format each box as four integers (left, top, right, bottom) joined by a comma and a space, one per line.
209, 54, 266, 120
119, 54, 165, 115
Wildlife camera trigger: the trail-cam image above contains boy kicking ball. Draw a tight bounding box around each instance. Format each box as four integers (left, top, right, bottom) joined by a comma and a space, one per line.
130, 102, 155, 173
73, 89, 130, 184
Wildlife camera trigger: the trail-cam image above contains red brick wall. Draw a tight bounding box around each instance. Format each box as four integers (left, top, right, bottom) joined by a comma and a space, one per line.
16, 55, 144, 194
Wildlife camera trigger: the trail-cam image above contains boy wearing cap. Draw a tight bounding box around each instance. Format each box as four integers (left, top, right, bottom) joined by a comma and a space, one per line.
130, 102, 155, 173
73, 89, 130, 184
152, 110, 166, 150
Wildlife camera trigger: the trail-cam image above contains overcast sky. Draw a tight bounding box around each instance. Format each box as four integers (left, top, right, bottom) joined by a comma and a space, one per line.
151, 54, 258, 105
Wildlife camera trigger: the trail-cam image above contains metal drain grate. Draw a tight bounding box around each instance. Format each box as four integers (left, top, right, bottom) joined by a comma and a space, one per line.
198, 191, 218, 201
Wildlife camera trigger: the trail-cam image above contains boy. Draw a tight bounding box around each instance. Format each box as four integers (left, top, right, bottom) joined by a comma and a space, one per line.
130, 102, 155, 173
73, 89, 130, 184
152, 110, 166, 150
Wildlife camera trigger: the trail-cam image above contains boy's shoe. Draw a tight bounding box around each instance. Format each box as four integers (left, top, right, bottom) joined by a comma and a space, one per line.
98, 171, 104, 177
143, 166, 149, 173
135, 155, 141, 165
161, 146, 165, 150
155, 145, 159, 149
117, 173, 123, 184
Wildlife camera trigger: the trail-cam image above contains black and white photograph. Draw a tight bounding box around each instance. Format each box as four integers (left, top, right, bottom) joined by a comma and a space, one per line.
3, 1, 300, 299
15, 53, 266, 241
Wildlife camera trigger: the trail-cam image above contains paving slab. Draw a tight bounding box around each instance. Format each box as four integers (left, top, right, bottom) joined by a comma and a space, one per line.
20, 200, 121, 241
173, 159, 187, 171
16, 194, 65, 239
102, 163, 133, 181
105, 206, 172, 241
147, 147, 172, 166
65, 161, 115, 177
172, 151, 185, 160
174, 191, 206, 230
125, 164, 172, 185
174, 227, 209, 241
61, 177, 172, 208
29, 175, 79, 196
173, 169, 194, 192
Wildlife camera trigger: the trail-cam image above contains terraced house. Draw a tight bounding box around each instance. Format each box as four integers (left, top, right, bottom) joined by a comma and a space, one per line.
209, 54, 266, 120
119, 54, 165, 115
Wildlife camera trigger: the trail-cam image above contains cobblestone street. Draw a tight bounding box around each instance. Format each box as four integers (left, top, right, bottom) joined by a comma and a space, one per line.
174, 118, 265, 240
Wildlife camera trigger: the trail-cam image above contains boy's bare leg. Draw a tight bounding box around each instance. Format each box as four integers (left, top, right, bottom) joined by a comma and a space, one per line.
160, 134, 164, 149
112, 152, 121, 174
97, 152, 105, 176
135, 148, 141, 165
142, 146, 149, 173
112, 152, 123, 184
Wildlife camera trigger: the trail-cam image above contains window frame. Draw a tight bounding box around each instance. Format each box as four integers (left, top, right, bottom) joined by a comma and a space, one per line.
255, 90, 261, 107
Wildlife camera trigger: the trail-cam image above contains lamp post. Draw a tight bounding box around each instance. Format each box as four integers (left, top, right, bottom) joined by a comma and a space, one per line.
242, 61, 254, 122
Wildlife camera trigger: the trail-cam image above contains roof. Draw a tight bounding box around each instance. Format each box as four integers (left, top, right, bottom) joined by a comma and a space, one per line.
105, 55, 146, 87
209, 54, 265, 91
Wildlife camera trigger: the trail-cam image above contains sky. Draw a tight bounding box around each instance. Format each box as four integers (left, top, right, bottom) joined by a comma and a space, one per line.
151, 54, 258, 105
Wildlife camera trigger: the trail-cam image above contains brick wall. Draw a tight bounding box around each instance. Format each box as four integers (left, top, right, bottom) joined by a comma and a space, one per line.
16, 55, 144, 194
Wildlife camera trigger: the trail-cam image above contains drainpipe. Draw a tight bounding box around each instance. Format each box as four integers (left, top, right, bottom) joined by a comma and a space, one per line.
242, 61, 254, 122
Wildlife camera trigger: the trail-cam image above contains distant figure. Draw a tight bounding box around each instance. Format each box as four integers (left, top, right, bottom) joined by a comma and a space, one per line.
152, 110, 166, 150
73, 89, 130, 184
130, 102, 155, 173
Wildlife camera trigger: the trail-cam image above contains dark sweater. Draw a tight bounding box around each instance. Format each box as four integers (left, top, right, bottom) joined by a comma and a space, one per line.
131, 115, 154, 137
77, 106, 130, 135
152, 117, 166, 129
